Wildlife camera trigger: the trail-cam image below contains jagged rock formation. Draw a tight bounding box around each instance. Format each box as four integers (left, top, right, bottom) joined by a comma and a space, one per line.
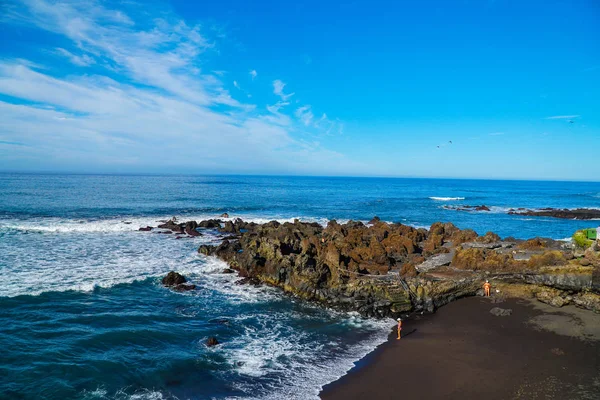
187, 218, 600, 317
141, 217, 600, 316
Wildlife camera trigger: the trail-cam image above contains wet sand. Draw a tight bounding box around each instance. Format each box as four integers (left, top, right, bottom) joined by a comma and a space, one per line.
320, 296, 600, 400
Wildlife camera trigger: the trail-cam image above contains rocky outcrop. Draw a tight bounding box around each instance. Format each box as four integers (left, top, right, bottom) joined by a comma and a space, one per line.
508, 208, 600, 220
156, 217, 600, 316
443, 205, 491, 212
199, 219, 222, 228
158, 220, 184, 233
445, 205, 600, 220
162, 271, 196, 291
197, 219, 440, 317
206, 337, 220, 346
184, 221, 201, 236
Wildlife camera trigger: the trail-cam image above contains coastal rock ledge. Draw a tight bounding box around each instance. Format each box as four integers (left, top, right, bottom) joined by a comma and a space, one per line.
192, 218, 600, 317
151, 218, 600, 317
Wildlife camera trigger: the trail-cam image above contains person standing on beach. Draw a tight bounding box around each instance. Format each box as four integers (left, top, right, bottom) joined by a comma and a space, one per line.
396, 318, 402, 340
483, 280, 491, 297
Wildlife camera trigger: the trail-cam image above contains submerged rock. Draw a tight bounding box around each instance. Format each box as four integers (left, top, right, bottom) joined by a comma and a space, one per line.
174, 283, 196, 291
490, 307, 512, 317
138, 226, 153, 231
220, 213, 229, 218
206, 337, 220, 347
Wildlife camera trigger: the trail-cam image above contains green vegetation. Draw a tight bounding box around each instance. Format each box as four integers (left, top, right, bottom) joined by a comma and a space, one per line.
573, 230, 593, 249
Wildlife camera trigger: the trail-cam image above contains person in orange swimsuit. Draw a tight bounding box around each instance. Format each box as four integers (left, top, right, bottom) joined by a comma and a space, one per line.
396, 318, 402, 340
483, 280, 491, 297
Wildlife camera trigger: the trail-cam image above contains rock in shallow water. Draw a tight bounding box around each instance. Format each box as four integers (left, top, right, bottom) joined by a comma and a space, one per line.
162, 272, 196, 291
206, 337, 220, 346
162, 271, 187, 286
490, 307, 512, 317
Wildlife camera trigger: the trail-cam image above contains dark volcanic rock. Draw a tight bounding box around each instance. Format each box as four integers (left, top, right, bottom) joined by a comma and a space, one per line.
198, 245, 215, 255
444, 205, 491, 212
185, 222, 202, 236
508, 208, 600, 220
196, 217, 600, 317
367, 216, 381, 225
162, 271, 196, 291
162, 271, 187, 286
198, 219, 222, 229
220, 213, 229, 218
199, 218, 432, 317
174, 283, 196, 291
206, 337, 220, 346
139, 226, 153, 231
157, 220, 184, 233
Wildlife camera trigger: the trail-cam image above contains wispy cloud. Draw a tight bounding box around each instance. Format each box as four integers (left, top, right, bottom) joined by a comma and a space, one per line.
273, 79, 295, 101
249, 69, 257, 80
0, 0, 351, 174
55, 48, 95, 66
544, 115, 580, 120
295, 105, 314, 126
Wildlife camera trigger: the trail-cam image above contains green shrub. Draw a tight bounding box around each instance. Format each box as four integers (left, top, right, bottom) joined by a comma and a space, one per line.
573, 230, 593, 249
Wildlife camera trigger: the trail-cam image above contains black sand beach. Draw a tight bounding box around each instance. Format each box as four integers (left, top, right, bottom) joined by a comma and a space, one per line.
320, 296, 600, 400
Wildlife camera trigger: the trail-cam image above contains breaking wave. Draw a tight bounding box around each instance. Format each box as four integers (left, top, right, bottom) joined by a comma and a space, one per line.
429, 196, 465, 201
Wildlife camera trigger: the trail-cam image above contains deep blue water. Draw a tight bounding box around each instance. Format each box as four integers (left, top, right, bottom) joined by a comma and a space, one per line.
1, 174, 599, 399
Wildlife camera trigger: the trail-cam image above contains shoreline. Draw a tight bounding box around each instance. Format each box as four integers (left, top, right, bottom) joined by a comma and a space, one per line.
319, 295, 600, 400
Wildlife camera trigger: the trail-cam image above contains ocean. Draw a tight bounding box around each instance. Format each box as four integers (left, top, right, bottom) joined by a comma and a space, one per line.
1, 174, 599, 399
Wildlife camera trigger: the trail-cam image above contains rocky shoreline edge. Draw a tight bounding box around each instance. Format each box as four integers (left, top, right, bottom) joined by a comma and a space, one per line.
144, 216, 600, 317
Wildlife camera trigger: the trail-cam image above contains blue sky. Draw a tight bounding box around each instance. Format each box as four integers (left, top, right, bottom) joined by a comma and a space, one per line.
0, 0, 598, 180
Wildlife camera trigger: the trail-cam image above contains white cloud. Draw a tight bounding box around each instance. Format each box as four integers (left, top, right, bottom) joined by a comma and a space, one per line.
544, 115, 580, 120
295, 105, 314, 126
56, 48, 95, 66
233, 80, 240, 89
273, 79, 294, 101
249, 69, 257, 80
0, 0, 352, 174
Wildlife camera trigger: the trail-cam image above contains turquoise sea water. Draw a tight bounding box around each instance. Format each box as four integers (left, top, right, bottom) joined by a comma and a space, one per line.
1, 174, 599, 399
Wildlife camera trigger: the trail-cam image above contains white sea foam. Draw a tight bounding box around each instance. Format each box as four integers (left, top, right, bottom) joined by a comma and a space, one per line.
0, 226, 219, 298
429, 196, 465, 201
225, 314, 393, 400
0, 214, 330, 234
1, 214, 394, 400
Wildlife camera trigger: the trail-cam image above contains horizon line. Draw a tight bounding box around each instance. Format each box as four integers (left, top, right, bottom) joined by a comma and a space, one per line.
1, 170, 599, 184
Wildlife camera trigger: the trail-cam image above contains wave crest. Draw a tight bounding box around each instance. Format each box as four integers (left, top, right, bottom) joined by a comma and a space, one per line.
429, 196, 465, 201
